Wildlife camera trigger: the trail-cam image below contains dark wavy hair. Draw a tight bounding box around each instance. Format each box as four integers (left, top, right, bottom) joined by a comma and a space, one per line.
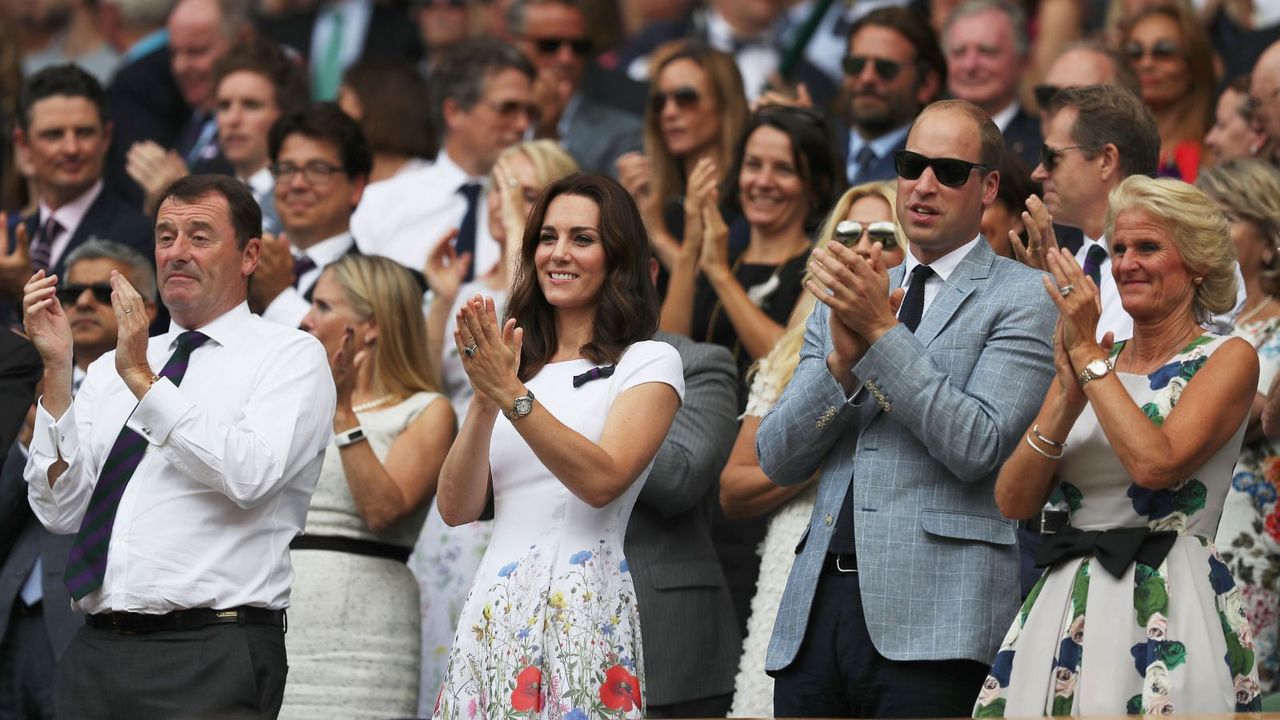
505, 172, 658, 381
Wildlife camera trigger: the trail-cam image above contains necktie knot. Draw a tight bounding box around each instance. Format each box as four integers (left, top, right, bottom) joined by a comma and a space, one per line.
1082, 243, 1108, 286
856, 146, 877, 167
898, 264, 935, 333
30, 217, 62, 273
292, 254, 318, 284
175, 330, 211, 354
458, 182, 482, 202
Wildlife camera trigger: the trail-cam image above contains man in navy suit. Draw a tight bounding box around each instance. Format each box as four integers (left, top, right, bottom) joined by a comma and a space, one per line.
0, 65, 152, 328
838, 7, 945, 188
942, 0, 1040, 170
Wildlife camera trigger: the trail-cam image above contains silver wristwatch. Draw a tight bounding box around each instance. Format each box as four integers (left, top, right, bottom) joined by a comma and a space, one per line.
1077, 357, 1114, 387
504, 389, 536, 420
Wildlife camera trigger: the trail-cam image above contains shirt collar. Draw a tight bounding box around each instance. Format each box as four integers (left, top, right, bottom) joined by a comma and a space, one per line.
243, 166, 273, 197
900, 234, 982, 286
299, 231, 354, 265
989, 101, 1020, 133
40, 179, 103, 236
849, 122, 912, 161
167, 301, 251, 349
123, 28, 168, 64
433, 150, 487, 187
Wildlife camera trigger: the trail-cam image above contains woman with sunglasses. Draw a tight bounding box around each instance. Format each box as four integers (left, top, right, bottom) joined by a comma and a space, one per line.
974, 176, 1261, 715
616, 41, 749, 274
721, 181, 907, 717
1119, 3, 1215, 181
660, 106, 844, 397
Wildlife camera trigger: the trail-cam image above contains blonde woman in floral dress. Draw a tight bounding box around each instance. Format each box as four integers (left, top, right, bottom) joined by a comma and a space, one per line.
1200, 159, 1280, 693
974, 176, 1261, 716
432, 174, 682, 719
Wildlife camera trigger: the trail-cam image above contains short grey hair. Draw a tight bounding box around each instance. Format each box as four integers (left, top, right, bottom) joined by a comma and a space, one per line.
944, 0, 1028, 56
428, 39, 535, 137
63, 239, 157, 302
505, 0, 585, 35
102, 0, 176, 28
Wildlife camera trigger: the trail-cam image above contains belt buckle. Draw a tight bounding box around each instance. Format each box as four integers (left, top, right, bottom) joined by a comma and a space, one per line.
835, 555, 856, 573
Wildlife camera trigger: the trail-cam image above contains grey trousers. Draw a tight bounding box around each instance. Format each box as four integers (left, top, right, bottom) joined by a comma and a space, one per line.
54, 622, 286, 719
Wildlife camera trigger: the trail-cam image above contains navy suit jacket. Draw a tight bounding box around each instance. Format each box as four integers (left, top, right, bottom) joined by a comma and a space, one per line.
104, 43, 190, 209
837, 123, 909, 187
1002, 107, 1042, 172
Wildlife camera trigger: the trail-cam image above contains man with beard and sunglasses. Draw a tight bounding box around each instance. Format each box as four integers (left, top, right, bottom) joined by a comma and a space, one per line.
839, 7, 945, 188
758, 99, 1055, 718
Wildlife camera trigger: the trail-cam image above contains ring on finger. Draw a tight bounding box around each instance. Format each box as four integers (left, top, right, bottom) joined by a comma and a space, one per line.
463, 344, 478, 357
1058, 284, 1074, 297
123, 306, 134, 314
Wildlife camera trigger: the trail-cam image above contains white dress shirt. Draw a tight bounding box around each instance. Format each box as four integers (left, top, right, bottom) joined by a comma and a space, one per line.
350, 151, 497, 278
899, 234, 982, 316
25, 303, 335, 614
38, 180, 104, 270
261, 231, 356, 328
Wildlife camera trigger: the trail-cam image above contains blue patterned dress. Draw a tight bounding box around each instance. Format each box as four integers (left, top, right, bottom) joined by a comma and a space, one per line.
974, 334, 1261, 717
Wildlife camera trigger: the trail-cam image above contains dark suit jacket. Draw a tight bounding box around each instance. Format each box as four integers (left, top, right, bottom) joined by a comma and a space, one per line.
1003, 107, 1042, 172
0, 331, 40, 472
104, 44, 191, 209
624, 332, 741, 706
563, 97, 643, 177
258, 1, 422, 69
837, 123, 909, 187
0, 443, 81, 659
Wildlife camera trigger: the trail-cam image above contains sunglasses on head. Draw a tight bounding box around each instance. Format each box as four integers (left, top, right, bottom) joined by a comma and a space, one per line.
842, 55, 902, 81
835, 220, 898, 249
57, 282, 112, 306
893, 150, 990, 187
650, 87, 700, 114
1123, 39, 1183, 62
529, 37, 593, 57
1039, 143, 1085, 173
1033, 84, 1061, 110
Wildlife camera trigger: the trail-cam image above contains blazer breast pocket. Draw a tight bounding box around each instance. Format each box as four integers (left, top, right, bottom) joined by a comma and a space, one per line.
920, 508, 1016, 546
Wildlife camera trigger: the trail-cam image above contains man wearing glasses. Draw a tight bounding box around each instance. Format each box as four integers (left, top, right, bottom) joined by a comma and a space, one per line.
509, 0, 641, 176
759, 99, 1055, 717
351, 39, 535, 282
839, 7, 945, 188
250, 104, 371, 329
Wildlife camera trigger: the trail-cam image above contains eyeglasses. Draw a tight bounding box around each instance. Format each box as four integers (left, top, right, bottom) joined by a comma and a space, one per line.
835, 220, 898, 249
1039, 143, 1085, 173
1123, 39, 1183, 62
842, 55, 902, 81
1033, 84, 1061, 110
893, 150, 990, 187
272, 161, 345, 185
650, 87, 701, 114
526, 36, 593, 57
57, 282, 112, 306
481, 99, 541, 124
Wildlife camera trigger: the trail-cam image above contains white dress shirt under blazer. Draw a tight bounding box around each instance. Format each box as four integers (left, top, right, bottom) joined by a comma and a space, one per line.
261, 231, 355, 328
349, 151, 498, 278
25, 303, 336, 614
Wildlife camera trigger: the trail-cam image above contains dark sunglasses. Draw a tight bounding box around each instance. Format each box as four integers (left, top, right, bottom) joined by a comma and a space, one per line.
842, 55, 902, 81
835, 220, 898, 249
1039, 143, 1084, 173
1123, 39, 1183, 62
57, 282, 112, 306
893, 150, 990, 187
1033, 84, 1061, 110
650, 87, 700, 114
528, 37, 593, 57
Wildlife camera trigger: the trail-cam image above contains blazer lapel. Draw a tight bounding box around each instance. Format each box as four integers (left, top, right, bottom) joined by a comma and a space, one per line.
911, 240, 994, 347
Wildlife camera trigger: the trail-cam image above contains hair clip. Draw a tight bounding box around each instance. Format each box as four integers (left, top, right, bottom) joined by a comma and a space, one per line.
572, 365, 616, 388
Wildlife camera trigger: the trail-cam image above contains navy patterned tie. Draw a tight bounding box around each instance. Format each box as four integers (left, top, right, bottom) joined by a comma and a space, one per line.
292, 254, 317, 288
1082, 244, 1107, 287
29, 218, 61, 275
64, 331, 211, 600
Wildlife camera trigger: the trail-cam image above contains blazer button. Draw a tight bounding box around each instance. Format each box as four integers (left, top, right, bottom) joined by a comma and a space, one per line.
824, 514, 833, 526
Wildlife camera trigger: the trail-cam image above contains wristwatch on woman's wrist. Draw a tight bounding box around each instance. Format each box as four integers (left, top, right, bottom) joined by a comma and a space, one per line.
504, 389, 536, 420
1077, 357, 1114, 387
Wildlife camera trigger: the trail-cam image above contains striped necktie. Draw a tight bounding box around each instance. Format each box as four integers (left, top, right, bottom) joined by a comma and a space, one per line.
64, 331, 211, 600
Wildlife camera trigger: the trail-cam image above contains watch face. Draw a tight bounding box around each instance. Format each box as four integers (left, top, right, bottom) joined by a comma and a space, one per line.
1087, 358, 1110, 376
513, 396, 533, 416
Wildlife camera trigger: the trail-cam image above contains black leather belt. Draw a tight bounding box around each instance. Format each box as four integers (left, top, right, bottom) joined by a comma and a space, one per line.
87, 606, 285, 634
290, 534, 411, 563
1019, 509, 1069, 534
821, 553, 858, 575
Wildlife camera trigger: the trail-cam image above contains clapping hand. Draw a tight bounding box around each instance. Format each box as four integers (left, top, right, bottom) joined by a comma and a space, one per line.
679, 157, 717, 265
1043, 247, 1109, 371
1010, 195, 1058, 271
454, 295, 523, 410
425, 229, 469, 305
22, 270, 72, 367
249, 231, 293, 312
110, 271, 156, 398
697, 185, 731, 281
330, 326, 370, 412
805, 241, 900, 345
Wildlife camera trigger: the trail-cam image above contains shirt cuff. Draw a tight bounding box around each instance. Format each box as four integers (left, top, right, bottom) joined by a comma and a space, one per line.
126, 378, 194, 445
261, 287, 310, 328
31, 395, 79, 462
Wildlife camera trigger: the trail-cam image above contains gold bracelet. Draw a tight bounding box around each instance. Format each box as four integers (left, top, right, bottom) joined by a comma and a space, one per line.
1025, 431, 1064, 460
1031, 423, 1066, 448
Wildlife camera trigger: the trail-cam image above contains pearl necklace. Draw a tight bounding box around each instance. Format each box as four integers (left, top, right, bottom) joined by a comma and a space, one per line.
1237, 297, 1275, 326
352, 395, 392, 412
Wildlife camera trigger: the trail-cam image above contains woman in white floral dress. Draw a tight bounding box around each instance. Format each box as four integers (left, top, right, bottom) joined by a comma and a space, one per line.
1200, 159, 1280, 694
432, 173, 684, 719
975, 176, 1261, 716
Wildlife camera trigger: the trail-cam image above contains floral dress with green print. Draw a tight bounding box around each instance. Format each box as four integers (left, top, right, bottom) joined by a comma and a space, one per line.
973, 334, 1261, 718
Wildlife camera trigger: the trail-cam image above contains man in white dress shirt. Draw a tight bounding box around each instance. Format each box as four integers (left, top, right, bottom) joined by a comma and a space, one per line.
350, 39, 534, 280
21, 174, 334, 718
250, 104, 370, 328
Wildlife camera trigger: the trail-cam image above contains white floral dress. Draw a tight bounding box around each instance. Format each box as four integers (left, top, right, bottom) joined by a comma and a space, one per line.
974, 335, 1261, 717
1217, 316, 1280, 693
432, 341, 684, 720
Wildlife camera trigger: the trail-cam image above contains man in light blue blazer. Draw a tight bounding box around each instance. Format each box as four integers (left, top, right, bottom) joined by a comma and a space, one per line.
759, 99, 1057, 718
